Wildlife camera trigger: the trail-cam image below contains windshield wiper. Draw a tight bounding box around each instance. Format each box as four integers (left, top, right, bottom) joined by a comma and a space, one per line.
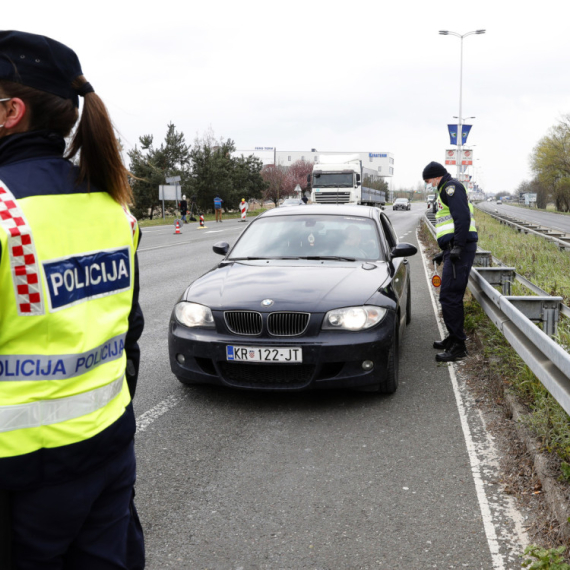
297, 256, 357, 262
230, 256, 274, 260
230, 256, 300, 261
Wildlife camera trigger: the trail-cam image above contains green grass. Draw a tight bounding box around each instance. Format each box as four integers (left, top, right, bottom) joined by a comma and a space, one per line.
474, 209, 570, 306
138, 209, 267, 228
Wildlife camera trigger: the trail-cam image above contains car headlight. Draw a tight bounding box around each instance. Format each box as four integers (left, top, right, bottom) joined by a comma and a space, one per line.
174, 302, 215, 328
322, 306, 387, 331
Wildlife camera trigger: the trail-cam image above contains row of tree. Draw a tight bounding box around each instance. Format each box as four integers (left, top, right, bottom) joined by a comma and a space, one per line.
127, 124, 314, 219
518, 114, 570, 211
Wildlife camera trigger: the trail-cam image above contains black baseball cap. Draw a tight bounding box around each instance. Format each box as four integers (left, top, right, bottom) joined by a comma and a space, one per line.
0, 30, 86, 107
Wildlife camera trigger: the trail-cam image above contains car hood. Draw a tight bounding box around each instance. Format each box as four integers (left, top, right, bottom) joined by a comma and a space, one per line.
184, 261, 392, 312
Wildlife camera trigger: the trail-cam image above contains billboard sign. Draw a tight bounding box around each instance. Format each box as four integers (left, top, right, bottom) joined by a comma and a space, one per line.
524, 193, 537, 205
461, 150, 474, 165
444, 149, 457, 165
159, 185, 182, 200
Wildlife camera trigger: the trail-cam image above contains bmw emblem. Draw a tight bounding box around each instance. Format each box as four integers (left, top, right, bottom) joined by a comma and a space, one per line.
261, 299, 274, 307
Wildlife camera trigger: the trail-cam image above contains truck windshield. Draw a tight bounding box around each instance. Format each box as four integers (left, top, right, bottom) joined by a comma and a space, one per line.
312, 172, 354, 188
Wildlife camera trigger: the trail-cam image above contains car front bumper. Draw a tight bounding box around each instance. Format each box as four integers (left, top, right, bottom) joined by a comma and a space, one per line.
168, 312, 397, 391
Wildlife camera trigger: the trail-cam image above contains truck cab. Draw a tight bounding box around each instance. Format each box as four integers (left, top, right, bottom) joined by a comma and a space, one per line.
310, 154, 385, 207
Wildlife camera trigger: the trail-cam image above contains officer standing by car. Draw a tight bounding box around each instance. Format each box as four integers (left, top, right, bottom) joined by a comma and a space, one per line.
0, 31, 144, 568
422, 161, 478, 362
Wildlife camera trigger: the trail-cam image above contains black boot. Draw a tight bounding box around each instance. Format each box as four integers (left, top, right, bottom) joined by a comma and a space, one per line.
433, 336, 453, 350
435, 342, 468, 362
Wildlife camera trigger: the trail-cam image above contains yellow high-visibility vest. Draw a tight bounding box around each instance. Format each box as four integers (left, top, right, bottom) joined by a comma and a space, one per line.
435, 182, 477, 240
0, 180, 139, 458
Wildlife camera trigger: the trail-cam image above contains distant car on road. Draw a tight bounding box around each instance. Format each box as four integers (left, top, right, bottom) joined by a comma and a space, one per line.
393, 198, 411, 211
168, 204, 417, 394
496, 199, 502, 205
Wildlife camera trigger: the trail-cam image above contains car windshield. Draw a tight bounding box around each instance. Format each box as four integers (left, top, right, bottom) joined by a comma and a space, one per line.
229, 215, 384, 261
395, 199, 407, 204
312, 172, 353, 188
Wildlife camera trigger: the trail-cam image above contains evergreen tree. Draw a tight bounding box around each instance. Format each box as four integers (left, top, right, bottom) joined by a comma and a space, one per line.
189, 130, 266, 213
128, 123, 191, 219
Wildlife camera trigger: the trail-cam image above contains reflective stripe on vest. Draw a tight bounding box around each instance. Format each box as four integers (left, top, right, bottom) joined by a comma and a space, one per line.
0, 183, 45, 316
0, 374, 124, 434
0, 333, 126, 381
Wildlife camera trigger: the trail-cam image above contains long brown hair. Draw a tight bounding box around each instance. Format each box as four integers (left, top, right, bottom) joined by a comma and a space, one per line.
0, 77, 133, 206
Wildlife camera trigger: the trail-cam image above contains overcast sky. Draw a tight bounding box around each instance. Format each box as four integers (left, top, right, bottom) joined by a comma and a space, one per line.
6, 0, 570, 194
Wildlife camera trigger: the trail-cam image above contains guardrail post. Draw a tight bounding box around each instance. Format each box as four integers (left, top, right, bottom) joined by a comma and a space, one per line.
504, 297, 562, 338
501, 273, 512, 296
544, 307, 557, 337
474, 251, 492, 267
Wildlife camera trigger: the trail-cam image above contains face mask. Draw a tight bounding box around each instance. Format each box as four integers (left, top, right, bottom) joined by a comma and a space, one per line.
0, 98, 11, 128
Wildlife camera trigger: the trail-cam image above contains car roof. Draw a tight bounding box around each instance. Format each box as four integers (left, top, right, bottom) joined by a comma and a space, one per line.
258, 204, 376, 219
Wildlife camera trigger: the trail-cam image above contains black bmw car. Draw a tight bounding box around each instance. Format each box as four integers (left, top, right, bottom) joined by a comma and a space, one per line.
168, 205, 417, 394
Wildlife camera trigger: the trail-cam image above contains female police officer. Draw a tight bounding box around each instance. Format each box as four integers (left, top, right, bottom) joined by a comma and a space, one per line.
0, 31, 144, 568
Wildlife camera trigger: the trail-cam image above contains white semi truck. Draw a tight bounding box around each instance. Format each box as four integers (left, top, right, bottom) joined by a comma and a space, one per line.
309, 154, 386, 207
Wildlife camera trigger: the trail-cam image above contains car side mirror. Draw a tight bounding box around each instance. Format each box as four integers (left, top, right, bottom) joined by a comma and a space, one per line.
391, 243, 417, 258
213, 241, 230, 256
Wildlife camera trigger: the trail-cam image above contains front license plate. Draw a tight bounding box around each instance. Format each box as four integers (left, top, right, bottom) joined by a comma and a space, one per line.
227, 346, 302, 363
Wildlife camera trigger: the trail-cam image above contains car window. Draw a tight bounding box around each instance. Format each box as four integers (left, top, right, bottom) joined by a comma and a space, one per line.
379, 212, 398, 249
229, 215, 384, 261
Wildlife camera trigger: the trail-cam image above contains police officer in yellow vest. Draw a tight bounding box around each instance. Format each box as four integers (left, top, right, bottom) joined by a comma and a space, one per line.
423, 161, 478, 362
0, 31, 144, 568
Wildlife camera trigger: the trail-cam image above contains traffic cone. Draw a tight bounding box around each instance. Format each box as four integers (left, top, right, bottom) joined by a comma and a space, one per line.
197, 214, 207, 229
174, 220, 182, 235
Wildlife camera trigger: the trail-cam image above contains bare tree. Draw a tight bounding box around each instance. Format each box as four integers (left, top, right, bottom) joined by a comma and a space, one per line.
261, 165, 288, 205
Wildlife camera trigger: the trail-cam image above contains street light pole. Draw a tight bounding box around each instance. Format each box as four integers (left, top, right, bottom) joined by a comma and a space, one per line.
439, 29, 485, 180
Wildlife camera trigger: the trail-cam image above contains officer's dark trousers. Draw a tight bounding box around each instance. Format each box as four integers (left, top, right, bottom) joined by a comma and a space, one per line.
439, 242, 477, 343
10, 440, 144, 570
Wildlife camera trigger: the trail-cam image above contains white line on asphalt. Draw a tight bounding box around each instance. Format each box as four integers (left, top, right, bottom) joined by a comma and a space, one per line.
136, 395, 182, 433
418, 232, 506, 569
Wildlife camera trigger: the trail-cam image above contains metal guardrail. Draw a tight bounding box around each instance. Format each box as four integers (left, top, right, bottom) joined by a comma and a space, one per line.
472, 206, 570, 320
476, 205, 570, 252
423, 213, 570, 416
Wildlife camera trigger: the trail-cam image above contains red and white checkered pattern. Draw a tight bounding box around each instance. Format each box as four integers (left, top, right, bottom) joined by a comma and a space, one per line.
122, 206, 138, 241
0, 181, 45, 316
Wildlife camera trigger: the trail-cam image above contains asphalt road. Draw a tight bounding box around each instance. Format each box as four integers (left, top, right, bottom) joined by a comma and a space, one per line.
477, 201, 570, 234
133, 205, 525, 569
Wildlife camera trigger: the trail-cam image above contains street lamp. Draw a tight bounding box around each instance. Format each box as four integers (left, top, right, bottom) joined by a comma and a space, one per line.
439, 29, 485, 178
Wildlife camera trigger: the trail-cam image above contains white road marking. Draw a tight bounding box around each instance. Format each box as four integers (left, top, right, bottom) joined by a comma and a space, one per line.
418, 229, 528, 568
136, 395, 182, 433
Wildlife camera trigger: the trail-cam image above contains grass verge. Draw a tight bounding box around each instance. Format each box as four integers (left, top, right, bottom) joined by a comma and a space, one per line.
138, 209, 267, 228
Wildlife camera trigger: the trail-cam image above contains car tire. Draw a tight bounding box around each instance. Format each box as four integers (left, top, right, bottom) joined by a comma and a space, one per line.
405, 279, 411, 325
378, 329, 399, 395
